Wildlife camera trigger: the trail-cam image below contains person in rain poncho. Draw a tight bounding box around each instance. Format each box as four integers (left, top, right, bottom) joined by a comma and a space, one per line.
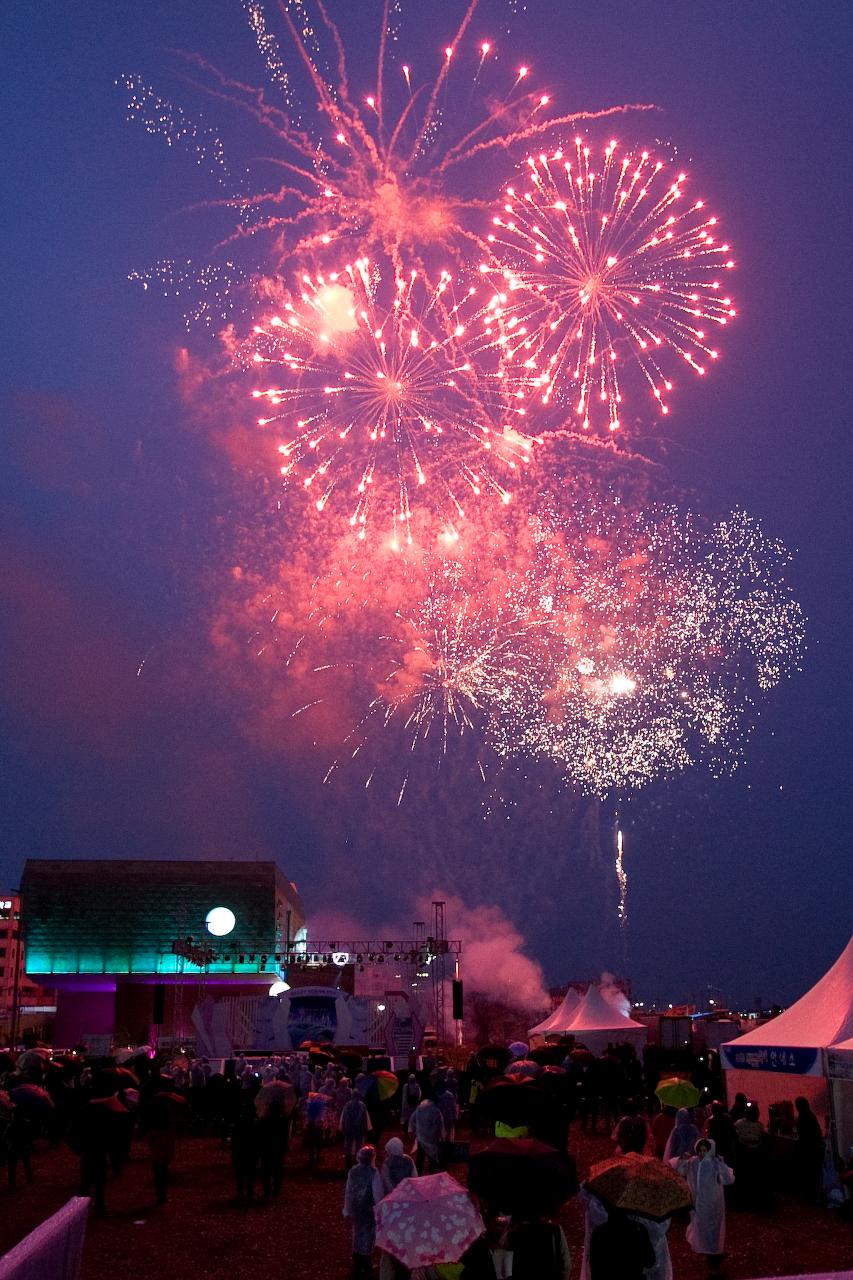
579, 1190, 669, 1280
400, 1074, 422, 1126
380, 1136, 417, 1195
662, 1108, 699, 1163
344, 1145, 383, 1278
408, 1097, 445, 1173
434, 1082, 460, 1145
673, 1137, 734, 1269
341, 1087, 371, 1167
377, 1139, 419, 1280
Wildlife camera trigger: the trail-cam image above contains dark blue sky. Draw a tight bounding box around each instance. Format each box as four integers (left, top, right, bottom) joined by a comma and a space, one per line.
1, 1, 850, 1008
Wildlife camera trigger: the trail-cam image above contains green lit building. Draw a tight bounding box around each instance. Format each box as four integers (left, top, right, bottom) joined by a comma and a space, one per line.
20, 859, 305, 1048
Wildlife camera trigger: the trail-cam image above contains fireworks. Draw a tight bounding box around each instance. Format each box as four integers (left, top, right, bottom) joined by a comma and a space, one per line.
241, 257, 534, 544
490, 499, 805, 794
480, 139, 736, 434
125, 3, 804, 840
315, 555, 545, 802
123, 2, 652, 314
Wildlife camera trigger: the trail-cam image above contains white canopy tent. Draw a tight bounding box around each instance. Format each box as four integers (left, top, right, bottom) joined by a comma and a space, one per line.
722, 933, 853, 1127
528, 986, 582, 1039
531, 982, 647, 1054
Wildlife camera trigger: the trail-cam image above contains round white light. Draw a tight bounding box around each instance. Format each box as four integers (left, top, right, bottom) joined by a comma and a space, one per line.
205, 907, 236, 937
269, 980, 290, 997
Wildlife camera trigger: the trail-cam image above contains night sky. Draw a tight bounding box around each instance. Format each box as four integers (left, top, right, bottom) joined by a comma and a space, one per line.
1, 1, 850, 1010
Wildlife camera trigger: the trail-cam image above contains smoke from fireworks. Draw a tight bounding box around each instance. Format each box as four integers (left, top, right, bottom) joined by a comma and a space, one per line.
480, 138, 736, 435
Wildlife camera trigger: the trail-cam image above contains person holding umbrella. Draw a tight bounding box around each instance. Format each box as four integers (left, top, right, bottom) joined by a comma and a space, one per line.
672, 1137, 734, 1272
582, 1150, 692, 1280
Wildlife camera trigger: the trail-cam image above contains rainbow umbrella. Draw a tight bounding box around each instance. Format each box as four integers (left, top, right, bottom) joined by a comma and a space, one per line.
357, 1070, 399, 1101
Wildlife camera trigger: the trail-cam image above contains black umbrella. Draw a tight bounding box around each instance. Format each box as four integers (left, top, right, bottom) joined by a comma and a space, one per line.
479, 1078, 551, 1130
474, 1044, 512, 1071
468, 1138, 578, 1215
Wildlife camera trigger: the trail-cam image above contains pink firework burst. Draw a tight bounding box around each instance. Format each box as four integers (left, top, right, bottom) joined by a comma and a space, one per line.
241, 257, 534, 546
480, 137, 737, 434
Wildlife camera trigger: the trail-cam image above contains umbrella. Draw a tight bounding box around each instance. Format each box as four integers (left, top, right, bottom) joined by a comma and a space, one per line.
479, 1079, 550, 1130
15, 1048, 50, 1073
655, 1077, 702, 1109
474, 1044, 511, 1072
586, 1152, 693, 1221
95, 1066, 139, 1091
468, 1138, 578, 1214
9, 1084, 54, 1114
368, 1070, 400, 1101
528, 1045, 567, 1066
508, 1041, 529, 1058
255, 1079, 297, 1117
504, 1059, 543, 1080
375, 1172, 484, 1269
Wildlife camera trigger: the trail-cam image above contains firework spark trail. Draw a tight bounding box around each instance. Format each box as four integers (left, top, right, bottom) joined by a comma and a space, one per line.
239, 256, 535, 543
489, 499, 804, 794
124, 1, 655, 308
316, 556, 547, 802
480, 138, 736, 434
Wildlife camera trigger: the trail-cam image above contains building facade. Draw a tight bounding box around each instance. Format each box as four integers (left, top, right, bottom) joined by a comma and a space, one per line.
20, 860, 306, 1049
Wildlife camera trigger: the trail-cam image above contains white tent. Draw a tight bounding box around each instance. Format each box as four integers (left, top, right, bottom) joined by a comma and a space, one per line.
528, 986, 582, 1039
531, 982, 647, 1054
722, 933, 853, 1124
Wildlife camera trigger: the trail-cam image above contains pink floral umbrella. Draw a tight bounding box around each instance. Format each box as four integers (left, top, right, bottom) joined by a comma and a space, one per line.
375, 1172, 484, 1269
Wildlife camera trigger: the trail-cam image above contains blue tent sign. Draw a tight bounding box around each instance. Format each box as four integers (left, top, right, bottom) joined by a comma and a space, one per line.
722, 1044, 819, 1074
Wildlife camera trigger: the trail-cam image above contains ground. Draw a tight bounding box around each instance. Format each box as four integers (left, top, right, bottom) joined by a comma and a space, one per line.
1, 1122, 850, 1278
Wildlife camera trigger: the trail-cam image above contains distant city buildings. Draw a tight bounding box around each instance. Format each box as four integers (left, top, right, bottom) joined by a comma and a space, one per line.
0, 894, 56, 1045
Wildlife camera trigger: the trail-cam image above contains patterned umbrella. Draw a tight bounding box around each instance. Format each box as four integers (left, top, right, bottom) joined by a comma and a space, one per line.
586, 1152, 693, 1221
504, 1059, 543, 1080
375, 1172, 484, 1268
508, 1041, 529, 1058
655, 1077, 702, 1109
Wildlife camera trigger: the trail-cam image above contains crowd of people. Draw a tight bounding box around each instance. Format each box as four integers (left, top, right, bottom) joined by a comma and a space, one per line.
0, 1037, 849, 1278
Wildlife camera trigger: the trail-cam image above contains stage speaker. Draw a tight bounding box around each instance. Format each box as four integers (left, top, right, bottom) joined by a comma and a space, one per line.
452, 979, 464, 1020
153, 983, 166, 1024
